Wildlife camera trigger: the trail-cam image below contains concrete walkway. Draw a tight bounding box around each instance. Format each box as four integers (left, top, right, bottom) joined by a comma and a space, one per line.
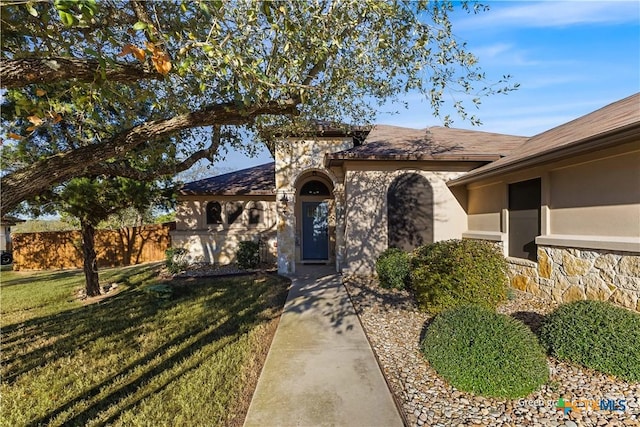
244, 265, 404, 427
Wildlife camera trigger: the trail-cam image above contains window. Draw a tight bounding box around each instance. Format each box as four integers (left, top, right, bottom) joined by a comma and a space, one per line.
247, 202, 263, 227
226, 202, 243, 225
205, 201, 222, 224
508, 178, 541, 261
387, 173, 433, 251
300, 180, 330, 196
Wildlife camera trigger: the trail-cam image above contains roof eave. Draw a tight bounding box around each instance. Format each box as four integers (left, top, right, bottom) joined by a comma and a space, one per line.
325, 153, 503, 167
448, 122, 640, 187
179, 190, 276, 197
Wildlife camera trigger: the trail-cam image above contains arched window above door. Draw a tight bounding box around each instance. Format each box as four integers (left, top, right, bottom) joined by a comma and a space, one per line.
300, 180, 330, 196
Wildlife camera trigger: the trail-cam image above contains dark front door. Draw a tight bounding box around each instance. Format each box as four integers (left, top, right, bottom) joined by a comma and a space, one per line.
302, 201, 329, 260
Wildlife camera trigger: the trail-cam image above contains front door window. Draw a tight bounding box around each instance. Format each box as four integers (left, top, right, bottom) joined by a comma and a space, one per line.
302, 201, 329, 260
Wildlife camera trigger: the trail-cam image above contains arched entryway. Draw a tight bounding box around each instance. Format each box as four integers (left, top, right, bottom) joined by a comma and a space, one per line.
387, 173, 434, 251
296, 172, 335, 263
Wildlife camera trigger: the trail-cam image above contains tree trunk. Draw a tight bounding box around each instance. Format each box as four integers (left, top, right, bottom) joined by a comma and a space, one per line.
81, 221, 101, 297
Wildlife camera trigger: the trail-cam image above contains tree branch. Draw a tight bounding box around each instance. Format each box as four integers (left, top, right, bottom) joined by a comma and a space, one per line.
1, 100, 298, 214
0, 57, 162, 88
90, 138, 220, 181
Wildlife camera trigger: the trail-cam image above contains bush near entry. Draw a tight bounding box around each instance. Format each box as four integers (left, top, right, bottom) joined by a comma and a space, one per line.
236, 241, 260, 270
410, 239, 508, 313
375, 247, 411, 290
422, 305, 549, 398
539, 300, 640, 382
165, 247, 190, 274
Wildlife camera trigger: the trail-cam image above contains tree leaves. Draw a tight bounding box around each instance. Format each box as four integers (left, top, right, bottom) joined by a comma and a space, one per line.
1, 0, 517, 215
146, 42, 172, 75
132, 21, 148, 31
119, 44, 147, 62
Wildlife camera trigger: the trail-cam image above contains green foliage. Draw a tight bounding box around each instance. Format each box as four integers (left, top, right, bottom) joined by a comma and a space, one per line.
376, 247, 411, 290
12, 219, 79, 233
539, 300, 640, 382
410, 239, 508, 313
0, 266, 290, 426
154, 211, 176, 224
422, 305, 549, 398
1, 0, 517, 213
60, 177, 162, 226
236, 241, 260, 270
165, 247, 190, 274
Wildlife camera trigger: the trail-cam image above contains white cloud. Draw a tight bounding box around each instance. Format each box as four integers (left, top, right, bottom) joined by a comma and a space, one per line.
457, 1, 639, 30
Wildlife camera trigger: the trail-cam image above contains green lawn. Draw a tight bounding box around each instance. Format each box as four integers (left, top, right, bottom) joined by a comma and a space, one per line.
0, 264, 290, 426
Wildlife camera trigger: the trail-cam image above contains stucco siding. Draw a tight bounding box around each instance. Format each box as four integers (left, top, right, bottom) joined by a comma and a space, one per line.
343, 168, 467, 274
549, 150, 640, 237
467, 182, 505, 233
171, 230, 277, 265
172, 197, 278, 264
176, 200, 202, 230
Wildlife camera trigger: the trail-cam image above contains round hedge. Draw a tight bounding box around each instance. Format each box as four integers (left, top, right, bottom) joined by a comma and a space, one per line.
410, 239, 508, 313
375, 248, 411, 290
422, 305, 549, 398
539, 300, 640, 382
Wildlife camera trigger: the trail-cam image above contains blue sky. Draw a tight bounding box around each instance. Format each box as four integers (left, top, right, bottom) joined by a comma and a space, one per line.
220, 0, 640, 171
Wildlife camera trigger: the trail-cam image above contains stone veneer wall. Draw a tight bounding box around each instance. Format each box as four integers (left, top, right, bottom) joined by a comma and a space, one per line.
508, 246, 640, 312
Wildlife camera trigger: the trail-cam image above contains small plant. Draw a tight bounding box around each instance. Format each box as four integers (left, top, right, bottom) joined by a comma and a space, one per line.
165, 247, 190, 274
539, 300, 640, 382
236, 241, 260, 270
422, 305, 549, 398
376, 248, 411, 290
143, 283, 174, 300
410, 239, 507, 313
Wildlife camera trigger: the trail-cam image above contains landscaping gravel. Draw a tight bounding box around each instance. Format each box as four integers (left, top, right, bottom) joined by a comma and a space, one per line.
343, 276, 640, 427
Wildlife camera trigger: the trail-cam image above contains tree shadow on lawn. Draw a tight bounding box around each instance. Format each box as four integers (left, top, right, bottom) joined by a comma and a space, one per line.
2, 274, 289, 426
0, 264, 162, 355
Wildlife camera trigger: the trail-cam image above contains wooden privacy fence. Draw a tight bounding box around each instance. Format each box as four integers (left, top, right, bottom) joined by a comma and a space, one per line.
11, 223, 174, 271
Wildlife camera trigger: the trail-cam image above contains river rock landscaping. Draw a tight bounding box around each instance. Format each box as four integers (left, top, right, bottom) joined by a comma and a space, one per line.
343, 276, 640, 427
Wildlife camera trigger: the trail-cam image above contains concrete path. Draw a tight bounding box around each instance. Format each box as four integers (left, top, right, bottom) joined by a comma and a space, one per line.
244, 265, 404, 427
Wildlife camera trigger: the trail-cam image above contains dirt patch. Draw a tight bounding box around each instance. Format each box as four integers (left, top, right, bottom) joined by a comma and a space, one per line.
76, 283, 123, 305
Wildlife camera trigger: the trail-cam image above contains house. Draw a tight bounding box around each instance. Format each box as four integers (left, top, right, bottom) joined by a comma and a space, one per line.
173, 125, 526, 270
173, 93, 640, 310
448, 93, 640, 311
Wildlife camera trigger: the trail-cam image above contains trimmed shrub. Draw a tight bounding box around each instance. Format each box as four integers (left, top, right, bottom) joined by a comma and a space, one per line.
422, 305, 549, 398
236, 241, 260, 270
376, 248, 411, 290
539, 300, 640, 382
410, 239, 507, 313
165, 247, 189, 274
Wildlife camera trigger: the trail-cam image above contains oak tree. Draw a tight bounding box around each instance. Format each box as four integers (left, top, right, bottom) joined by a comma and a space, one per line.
1, 0, 514, 214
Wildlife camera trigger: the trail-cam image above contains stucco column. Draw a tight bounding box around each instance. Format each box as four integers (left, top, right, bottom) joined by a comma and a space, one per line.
277, 189, 296, 274
333, 185, 346, 272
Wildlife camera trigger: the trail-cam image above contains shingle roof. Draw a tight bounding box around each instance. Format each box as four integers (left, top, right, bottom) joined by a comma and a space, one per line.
449, 93, 640, 186
179, 162, 275, 196
325, 125, 527, 165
